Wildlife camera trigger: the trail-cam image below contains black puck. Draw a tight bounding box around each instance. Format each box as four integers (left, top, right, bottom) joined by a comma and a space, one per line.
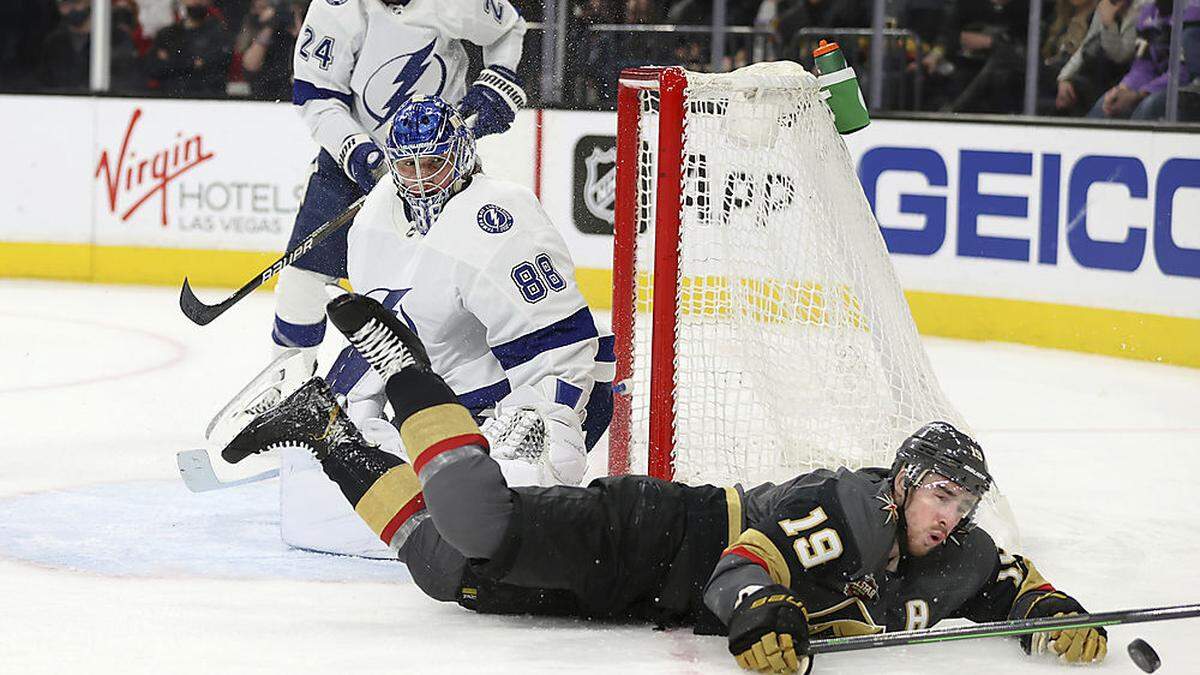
1127, 638, 1161, 673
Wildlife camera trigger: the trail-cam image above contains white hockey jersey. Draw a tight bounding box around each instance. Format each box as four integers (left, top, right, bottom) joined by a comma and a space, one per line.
293, 0, 526, 159
336, 174, 613, 428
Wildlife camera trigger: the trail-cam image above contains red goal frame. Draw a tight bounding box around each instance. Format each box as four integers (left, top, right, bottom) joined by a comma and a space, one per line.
609, 66, 688, 480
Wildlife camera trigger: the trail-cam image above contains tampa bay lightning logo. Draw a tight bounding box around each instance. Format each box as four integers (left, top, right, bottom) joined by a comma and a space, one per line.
365, 287, 419, 333
363, 40, 447, 129
477, 204, 514, 233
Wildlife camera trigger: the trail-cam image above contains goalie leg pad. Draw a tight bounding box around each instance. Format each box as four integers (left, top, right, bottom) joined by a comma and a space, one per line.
279, 450, 394, 558
274, 266, 335, 330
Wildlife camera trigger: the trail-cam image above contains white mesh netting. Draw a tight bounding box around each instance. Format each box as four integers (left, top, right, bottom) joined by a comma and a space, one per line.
621, 62, 967, 487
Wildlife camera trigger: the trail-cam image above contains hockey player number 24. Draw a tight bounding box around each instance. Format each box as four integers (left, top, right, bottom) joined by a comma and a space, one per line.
778, 507, 845, 569
298, 28, 335, 70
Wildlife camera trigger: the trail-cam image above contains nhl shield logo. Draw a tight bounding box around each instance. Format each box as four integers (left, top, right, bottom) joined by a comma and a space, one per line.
583, 146, 617, 224
571, 135, 617, 235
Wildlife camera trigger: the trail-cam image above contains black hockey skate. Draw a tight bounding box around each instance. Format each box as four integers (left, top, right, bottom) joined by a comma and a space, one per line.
326, 293, 432, 378
221, 376, 364, 464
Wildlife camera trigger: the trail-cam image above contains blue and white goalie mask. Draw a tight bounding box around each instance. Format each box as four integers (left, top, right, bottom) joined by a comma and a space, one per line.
385, 96, 478, 235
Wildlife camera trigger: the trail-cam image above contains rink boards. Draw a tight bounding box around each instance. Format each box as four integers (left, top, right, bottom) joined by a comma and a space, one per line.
0, 94, 1196, 366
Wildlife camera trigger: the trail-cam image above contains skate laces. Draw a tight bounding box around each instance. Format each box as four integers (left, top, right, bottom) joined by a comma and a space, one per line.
348, 318, 416, 376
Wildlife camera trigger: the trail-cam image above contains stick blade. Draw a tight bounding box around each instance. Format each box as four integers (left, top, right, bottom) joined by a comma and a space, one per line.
179, 277, 223, 326
176, 448, 281, 493
176, 449, 224, 492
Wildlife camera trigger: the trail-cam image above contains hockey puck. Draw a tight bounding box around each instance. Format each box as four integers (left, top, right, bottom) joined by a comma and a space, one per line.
1127, 638, 1161, 673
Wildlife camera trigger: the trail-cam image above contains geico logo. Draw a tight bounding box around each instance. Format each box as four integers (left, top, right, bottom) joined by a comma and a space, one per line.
859, 147, 1200, 280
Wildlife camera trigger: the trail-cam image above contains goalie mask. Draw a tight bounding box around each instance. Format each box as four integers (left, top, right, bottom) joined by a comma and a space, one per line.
385, 96, 478, 235
889, 421, 992, 544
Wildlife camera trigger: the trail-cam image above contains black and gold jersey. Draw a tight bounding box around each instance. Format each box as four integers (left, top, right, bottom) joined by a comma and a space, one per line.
707, 467, 1051, 637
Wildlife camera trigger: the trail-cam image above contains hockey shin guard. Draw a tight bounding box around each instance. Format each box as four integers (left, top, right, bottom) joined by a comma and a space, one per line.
272, 266, 334, 349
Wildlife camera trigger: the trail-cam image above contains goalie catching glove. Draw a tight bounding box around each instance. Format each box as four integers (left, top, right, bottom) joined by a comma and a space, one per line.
1012, 588, 1107, 664
727, 585, 813, 674
458, 65, 526, 138
480, 385, 588, 486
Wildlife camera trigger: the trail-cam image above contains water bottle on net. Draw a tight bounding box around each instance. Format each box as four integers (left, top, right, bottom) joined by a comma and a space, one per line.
813, 39, 870, 134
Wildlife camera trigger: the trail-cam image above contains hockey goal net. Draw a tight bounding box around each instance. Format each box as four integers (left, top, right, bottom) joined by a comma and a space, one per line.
609, 62, 967, 487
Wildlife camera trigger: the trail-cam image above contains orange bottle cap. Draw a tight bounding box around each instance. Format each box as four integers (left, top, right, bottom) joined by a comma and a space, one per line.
812, 40, 841, 57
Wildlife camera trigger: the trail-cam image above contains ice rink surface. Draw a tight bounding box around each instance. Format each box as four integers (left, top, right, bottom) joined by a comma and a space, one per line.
1, 279, 1197, 673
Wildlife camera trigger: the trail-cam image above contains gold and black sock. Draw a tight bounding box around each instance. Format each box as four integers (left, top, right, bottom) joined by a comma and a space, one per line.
322, 448, 425, 548
386, 369, 489, 475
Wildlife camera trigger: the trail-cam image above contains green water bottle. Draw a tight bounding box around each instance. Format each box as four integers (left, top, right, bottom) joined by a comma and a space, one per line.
813, 40, 870, 134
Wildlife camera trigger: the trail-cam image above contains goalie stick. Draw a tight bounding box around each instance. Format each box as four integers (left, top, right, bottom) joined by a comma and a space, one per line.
176, 448, 279, 492
807, 603, 1200, 655
178, 195, 366, 326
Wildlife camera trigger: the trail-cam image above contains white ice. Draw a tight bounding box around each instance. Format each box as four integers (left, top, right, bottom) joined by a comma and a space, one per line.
0, 279, 1197, 674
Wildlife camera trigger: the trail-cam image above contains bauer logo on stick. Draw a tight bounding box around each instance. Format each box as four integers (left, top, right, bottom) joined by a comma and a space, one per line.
477, 204, 514, 233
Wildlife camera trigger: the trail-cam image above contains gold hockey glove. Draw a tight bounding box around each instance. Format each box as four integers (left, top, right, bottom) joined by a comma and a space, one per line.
1014, 590, 1107, 664
727, 585, 813, 674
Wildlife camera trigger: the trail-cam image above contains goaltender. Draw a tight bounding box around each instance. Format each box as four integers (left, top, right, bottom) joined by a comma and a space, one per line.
223, 294, 1107, 673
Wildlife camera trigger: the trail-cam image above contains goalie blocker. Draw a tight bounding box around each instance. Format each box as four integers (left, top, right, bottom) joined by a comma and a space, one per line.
225, 293, 1109, 672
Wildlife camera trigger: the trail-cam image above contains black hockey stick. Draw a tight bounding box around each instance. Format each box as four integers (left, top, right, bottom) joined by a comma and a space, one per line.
807, 603, 1200, 654
178, 195, 366, 326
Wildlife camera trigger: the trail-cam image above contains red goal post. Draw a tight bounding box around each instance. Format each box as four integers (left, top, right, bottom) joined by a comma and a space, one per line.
607, 62, 1020, 550
611, 66, 687, 480
607, 63, 961, 481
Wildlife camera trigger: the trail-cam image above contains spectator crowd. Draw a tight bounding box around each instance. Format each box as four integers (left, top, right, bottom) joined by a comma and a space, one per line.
1, 0, 305, 100
1, 0, 1197, 120
565, 0, 1199, 119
